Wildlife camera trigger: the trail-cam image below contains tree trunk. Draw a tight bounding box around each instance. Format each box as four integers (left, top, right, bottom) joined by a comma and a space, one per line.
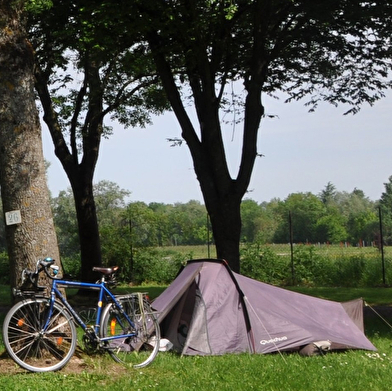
0, 2, 60, 291
205, 193, 242, 273
71, 179, 102, 282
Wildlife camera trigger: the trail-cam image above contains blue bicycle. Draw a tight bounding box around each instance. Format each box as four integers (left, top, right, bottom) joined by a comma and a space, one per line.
2, 258, 160, 372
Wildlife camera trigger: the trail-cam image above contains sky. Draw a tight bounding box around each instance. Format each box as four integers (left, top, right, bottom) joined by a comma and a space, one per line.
41, 90, 392, 205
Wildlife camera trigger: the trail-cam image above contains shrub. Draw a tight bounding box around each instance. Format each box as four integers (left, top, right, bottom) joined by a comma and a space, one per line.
60, 255, 82, 279
239, 242, 390, 287
292, 245, 332, 286
240, 244, 290, 285
131, 248, 186, 285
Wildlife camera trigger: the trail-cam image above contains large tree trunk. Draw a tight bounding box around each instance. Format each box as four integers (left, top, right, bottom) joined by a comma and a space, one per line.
205, 193, 242, 273
71, 178, 102, 282
0, 1, 60, 291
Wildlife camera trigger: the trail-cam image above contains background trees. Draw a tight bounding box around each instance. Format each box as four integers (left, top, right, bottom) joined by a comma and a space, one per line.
379, 176, 392, 245
0, 177, 387, 284
49, 180, 381, 268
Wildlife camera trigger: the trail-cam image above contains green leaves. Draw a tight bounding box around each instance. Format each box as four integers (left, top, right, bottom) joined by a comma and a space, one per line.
26, 0, 53, 14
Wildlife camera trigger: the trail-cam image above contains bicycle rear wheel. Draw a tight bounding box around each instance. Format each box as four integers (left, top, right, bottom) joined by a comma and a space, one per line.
100, 294, 160, 368
2, 298, 77, 372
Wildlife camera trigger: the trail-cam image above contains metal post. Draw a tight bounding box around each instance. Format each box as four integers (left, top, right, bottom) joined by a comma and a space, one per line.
289, 211, 295, 285
379, 207, 386, 285
207, 213, 210, 258
129, 218, 134, 278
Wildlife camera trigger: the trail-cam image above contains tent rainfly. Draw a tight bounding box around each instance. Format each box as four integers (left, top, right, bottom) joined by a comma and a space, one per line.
152, 259, 376, 356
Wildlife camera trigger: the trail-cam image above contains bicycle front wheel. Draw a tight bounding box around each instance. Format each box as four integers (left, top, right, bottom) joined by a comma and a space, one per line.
100, 294, 160, 368
2, 298, 77, 372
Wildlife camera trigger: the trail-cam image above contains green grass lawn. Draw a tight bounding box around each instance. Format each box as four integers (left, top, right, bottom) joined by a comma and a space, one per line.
1, 284, 392, 390
1, 329, 392, 391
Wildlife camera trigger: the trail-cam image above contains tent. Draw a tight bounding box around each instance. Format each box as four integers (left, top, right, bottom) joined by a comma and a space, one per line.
152, 259, 376, 355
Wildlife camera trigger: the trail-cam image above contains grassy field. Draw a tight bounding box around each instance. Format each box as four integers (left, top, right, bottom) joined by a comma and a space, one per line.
163, 242, 392, 260
1, 346, 392, 391
1, 284, 392, 390
0, 318, 391, 391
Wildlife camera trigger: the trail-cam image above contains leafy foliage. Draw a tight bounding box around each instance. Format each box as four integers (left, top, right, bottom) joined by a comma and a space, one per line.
23, 0, 392, 274
139, 0, 392, 270
240, 244, 288, 284
379, 176, 392, 244
241, 242, 390, 287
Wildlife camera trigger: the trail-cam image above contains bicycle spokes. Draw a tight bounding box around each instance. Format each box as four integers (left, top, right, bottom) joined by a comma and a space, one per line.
100, 294, 160, 368
3, 299, 77, 372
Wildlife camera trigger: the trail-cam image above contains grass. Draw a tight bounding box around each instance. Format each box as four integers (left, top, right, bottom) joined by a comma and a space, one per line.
1, 284, 392, 390
1, 332, 392, 391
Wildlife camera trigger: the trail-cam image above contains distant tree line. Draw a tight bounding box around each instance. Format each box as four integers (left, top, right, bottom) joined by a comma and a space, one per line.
1, 178, 392, 274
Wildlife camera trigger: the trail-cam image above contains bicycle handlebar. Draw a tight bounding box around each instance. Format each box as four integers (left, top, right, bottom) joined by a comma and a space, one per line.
20, 257, 58, 289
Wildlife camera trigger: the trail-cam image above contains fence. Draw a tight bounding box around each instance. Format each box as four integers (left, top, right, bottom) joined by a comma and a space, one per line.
240, 208, 392, 288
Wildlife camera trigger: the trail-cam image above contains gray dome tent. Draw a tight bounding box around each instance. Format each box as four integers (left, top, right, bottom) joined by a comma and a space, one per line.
152, 259, 376, 355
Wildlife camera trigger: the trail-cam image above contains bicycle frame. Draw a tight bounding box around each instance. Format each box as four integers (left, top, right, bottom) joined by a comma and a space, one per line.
45, 278, 137, 344
4, 258, 160, 372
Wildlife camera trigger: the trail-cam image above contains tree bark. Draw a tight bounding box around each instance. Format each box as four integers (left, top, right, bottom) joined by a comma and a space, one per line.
69, 173, 102, 282
0, 1, 60, 290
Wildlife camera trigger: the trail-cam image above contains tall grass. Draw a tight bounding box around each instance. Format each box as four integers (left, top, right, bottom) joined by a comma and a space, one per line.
2, 243, 389, 287
130, 243, 392, 287
240, 243, 392, 287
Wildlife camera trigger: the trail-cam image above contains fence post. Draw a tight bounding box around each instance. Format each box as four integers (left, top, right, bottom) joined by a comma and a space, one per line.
379, 206, 386, 285
207, 213, 211, 258
289, 211, 295, 285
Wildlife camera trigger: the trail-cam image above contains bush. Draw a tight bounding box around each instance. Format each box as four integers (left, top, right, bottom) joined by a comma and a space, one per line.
240, 244, 290, 285
240, 242, 389, 287
60, 255, 82, 279
292, 245, 332, 286
131, 248, 187, 285
330, 255, 366, 287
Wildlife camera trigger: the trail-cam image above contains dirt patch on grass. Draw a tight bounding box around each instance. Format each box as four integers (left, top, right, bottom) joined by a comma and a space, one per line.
0, 348, 128, 376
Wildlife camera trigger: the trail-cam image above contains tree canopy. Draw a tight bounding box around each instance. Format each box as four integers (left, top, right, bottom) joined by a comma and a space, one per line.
19, 0, 392, 274
138, 0, 392, 270
27, 0, 169, 280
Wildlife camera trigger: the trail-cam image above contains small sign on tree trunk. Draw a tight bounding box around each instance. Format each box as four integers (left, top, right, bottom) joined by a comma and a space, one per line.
5, 210, 22, 225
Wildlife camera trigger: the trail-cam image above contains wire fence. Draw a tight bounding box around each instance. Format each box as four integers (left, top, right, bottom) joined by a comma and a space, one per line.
240, 208, 392, 287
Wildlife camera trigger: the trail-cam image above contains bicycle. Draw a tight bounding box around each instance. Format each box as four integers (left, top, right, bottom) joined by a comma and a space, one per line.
2, 258, 160, 372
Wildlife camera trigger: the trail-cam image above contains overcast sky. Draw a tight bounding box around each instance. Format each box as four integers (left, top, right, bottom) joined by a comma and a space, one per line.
42, 90, 392, 205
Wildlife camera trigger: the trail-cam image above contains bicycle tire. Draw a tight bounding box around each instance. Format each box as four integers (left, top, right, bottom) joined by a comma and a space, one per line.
2, 298, 77, 372
100, 294, 160, 368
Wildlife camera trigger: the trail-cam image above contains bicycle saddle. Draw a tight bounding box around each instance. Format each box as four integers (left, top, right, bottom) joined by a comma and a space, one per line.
92, 266, 119, 275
